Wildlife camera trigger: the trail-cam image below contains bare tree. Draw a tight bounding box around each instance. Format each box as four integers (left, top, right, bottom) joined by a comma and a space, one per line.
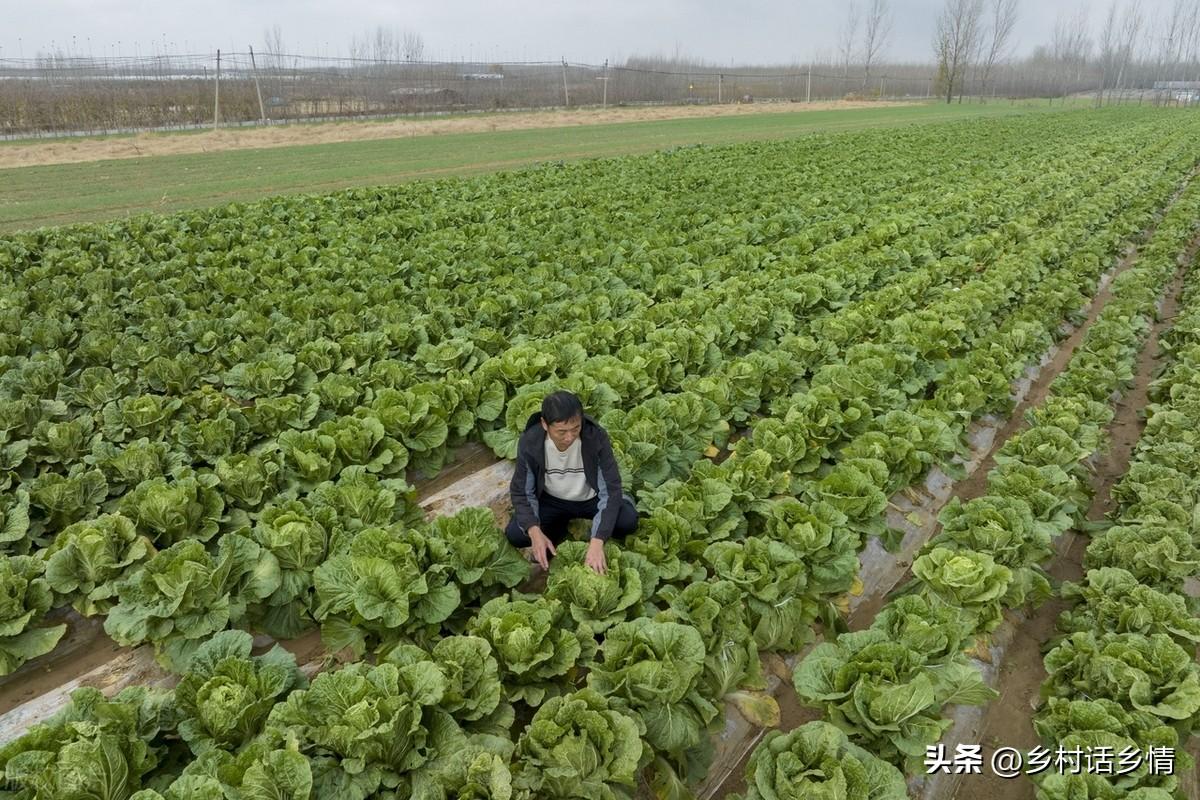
371, 26, 398, 63
1187, 1, 1200, 84
838, 1, 861, 78
351, 27, 423, 63
1098, 2, 1121, 84
349, 32, 366, 66
1160, 0, 1190, 64
861, 0, 893, 85
1113, 0, 1145, 95
933, 0, 985, 103
1184, 1, 1200, 73
978, 0, 1019, 96
401, 31, 425, 62
1152, 0, 1194, 91
263, 24, 285, 71
1050, 4, 1093, 82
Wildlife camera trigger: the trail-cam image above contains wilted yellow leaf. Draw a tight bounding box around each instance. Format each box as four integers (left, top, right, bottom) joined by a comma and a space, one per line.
729, 691, 781, 728
968, 636, 994, 663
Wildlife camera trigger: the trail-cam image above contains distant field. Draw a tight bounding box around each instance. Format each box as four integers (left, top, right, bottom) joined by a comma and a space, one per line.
0, 100, 925, 166
1, 101, 1076, 232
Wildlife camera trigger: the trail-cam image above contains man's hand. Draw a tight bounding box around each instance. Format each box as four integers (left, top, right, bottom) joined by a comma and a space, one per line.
585, 538, 608, 575
528, 526, 555, 570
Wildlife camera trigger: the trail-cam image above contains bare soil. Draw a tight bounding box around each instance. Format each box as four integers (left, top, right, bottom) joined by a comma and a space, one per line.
716, 667, 822, 797
0, 101, 915, 169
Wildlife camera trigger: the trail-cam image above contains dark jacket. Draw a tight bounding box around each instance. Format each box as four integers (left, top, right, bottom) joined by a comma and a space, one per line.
509, 411, 624, 540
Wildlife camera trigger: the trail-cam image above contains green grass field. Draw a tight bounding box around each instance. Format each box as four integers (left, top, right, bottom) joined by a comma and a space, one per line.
0, 101, 1079, 232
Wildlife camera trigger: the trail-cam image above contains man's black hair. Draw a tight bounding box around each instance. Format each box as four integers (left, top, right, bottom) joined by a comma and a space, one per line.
542, 391, 584, 425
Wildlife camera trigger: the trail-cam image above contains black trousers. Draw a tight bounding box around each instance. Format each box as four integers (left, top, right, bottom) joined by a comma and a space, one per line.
505, 492, 639, 547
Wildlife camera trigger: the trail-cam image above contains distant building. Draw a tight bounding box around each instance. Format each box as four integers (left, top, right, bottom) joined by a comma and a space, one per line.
1153, 81, 1200, 102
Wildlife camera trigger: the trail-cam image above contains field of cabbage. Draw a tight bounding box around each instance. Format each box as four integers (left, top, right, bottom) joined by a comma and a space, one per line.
0, 107, 1198, 800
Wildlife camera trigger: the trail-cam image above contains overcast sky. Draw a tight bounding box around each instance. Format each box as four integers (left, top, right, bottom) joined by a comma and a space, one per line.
0, 0, 1184, 65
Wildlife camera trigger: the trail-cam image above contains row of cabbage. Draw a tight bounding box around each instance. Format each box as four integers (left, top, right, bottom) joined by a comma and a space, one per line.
0, 138, 1125, 675
7, 114, 1180, 673
2, 120, 1198, 799
0, 112, 1116, 497
0, 205, 1144, 800
1, 112, 1181, 677
759, 162, 1200, 797
1028, 233, 1200, 800
0, 112, 1085, 490
643, 145, 1195, 792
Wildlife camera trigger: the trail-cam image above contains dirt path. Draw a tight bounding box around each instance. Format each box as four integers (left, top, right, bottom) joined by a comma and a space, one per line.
940, 238, 1198, 800
0, 100, 914, 169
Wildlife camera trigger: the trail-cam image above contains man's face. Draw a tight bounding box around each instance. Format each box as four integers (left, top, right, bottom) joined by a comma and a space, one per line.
542, 415, 582, 451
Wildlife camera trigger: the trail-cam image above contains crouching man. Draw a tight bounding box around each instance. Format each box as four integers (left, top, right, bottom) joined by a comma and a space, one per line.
506, 391, 639, 574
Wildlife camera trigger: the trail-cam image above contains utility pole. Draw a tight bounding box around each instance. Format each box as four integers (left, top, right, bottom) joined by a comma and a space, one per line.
602, 59, 608, 108
249, 45, 267, 122
806, 63, 812, 102
213, 48, 221, 127
718, 73, 723, 103
561, 58, 570, 107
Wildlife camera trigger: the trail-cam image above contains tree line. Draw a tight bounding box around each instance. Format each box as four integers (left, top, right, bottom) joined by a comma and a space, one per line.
929, 0, 1199, 103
